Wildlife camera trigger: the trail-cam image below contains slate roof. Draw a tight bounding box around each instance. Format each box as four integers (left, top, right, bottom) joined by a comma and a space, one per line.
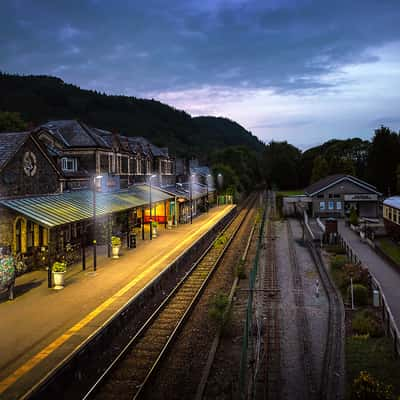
130, 136, 168, 157
304, 174, 380, 196
40, 120, 110, 149
383, 197, 400, 210
0, 131, 31, 171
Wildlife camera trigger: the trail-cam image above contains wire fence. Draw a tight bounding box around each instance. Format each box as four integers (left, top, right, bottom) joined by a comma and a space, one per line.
239, 203, 267, 399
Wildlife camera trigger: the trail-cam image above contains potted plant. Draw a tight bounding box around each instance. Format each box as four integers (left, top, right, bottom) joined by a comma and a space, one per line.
111, 236, 121, 259
52, 261, 66, 289
152, 221, 158, 238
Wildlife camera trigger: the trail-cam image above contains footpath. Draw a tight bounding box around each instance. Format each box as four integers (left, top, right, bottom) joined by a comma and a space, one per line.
338, 221, 400, 329
0, 205, 234, 400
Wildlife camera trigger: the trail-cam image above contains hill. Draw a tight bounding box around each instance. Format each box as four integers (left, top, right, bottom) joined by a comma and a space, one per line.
0, 72, 264, 159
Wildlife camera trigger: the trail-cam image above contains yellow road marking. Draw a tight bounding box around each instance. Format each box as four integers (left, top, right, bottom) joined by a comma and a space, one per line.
0, 206, 232, 394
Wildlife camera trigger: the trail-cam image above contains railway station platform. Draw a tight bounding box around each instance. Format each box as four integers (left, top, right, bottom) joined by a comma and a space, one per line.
0, 204, 235, 400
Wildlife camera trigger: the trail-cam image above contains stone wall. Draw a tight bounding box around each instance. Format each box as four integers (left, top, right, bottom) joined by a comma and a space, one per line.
0, 137, 60, 198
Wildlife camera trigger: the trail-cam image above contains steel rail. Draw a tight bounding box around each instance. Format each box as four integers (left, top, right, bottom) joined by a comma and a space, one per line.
305, 232, 343, 400
286, 219, 317, 399
83, 194, 258, 400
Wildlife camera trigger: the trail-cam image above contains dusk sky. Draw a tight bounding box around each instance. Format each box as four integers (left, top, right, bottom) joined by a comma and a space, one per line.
1, 0, 400, 148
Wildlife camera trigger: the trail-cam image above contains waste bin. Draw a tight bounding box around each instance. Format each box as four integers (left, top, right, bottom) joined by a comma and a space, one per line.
373, 289, 380, 307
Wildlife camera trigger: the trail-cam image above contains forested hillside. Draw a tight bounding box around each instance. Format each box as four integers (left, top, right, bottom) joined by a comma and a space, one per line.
0, 73, 264, 159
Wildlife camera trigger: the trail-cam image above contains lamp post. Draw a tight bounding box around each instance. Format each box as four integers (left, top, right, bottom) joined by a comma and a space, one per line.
92, 175, 103, 272
149, 174, 156, 240
217, 173, 223, 206
190, 174, 195, 224
206, 174, 210, 213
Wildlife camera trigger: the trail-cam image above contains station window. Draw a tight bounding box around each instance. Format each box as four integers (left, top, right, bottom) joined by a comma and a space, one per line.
61, 157, 77, 172
317, 194, 324, 199
328, 201, 334, 210
334, 194, 340, 198
336, 201, 342, 210
389, 209, 392, 220
319, 201, 325, 211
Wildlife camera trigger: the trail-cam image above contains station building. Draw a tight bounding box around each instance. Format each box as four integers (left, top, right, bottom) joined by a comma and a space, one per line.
304, 174, 382, 218
0, 121, 214, 273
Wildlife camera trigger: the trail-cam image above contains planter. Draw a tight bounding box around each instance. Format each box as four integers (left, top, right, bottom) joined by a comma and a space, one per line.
53, 271, 65, 290
152, 228, 157, 238
112, 245, 121, 259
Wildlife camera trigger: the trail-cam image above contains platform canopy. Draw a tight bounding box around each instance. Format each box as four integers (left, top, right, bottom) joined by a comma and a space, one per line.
0, 184, 172, 228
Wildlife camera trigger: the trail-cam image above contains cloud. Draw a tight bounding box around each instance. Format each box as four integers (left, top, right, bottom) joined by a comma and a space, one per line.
0, 0, 400, 146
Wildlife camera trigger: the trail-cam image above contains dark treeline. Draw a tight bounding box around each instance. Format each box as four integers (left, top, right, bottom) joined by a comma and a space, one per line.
264, 126, 400, 196
0, 72, 264, 159
0, 72, 265, 199
1, 73, 399, 198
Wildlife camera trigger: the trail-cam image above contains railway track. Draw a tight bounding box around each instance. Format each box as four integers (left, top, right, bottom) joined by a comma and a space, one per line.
305, 230, 343, 400
263, 192, 281, 400
84, 194, 258, 400
288, 217, 343, 400
287, 219, 317, 400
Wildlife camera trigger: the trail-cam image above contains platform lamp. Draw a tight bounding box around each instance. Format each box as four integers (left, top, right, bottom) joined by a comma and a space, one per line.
217, 173, 223, 206
149, 174, 156, 240
190, 173, 195, 224
206, 173, 211, 213
93, 175, 103, 272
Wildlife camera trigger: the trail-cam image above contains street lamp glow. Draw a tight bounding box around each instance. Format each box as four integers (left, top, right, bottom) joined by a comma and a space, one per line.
149, 175, 157, 240
92, 175, 103, 272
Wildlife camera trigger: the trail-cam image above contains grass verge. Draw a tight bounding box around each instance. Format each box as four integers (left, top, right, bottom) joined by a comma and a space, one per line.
377, 237, 400, 266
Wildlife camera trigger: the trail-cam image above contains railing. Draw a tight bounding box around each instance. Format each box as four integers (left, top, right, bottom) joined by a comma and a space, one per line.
337, 233, 400, 357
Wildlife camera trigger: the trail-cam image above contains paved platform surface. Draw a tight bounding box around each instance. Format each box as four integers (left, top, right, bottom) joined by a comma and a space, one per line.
0, 205, 234, 400
338, 221, 400, 329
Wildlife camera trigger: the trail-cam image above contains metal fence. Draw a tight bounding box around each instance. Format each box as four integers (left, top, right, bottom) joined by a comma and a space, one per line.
338, 233, 400, 357
239, 206, 267, 399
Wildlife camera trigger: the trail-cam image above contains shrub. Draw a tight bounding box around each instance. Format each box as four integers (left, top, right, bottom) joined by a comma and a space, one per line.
342, 264, 370, 287
352, 310, 384, 338
324, 244, 347, 255
349, 207, 359, 226
236, 259, 246, 279
111, 236, 121, 246
214, 234, 228, 248
331, 255, 347, 270
348, 284, 369, 306
351, 371, 393, 400
209, 292, 229, 325
52, 261, 66, 273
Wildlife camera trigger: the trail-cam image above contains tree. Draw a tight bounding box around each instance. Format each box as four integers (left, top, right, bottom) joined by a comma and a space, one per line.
311, 156, 329, 183
0, 111, 27, 132
263, 141, 302, 190
367, 126, 400, 195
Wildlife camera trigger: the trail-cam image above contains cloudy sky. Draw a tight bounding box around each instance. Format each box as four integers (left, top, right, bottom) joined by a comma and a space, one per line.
1, 0, 400, 148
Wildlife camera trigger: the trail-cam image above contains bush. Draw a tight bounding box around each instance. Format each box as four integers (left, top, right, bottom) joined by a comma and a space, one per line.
214, 234, 228, 248
209, 292, 229, 325
52, 261, 66, 273
342, 264, 370, 287
352, 310, 384, 338
324, 244, 347, 255
111, 236, 121, 246
351, 371, 393, 400
348, 284, 369, 306
236, 259, 246, 279
331, 255, 347, 270
349, 207, 359, 226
